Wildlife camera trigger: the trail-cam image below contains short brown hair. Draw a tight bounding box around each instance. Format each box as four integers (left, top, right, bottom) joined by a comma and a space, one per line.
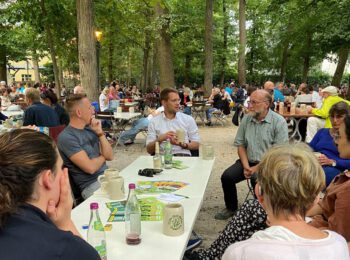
160, 88, 178, 101
257, 143, 325, 218
65, 94, 87, 114
25, 88, 40, 103
329, 101, 350, 117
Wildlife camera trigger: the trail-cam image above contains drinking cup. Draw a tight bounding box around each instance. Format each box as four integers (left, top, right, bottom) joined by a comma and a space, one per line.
176, 129, 185, 144
163, 203, 184, 236
107, 176, 125, 200
202, 144, 214, 160
129, 107, 135, 113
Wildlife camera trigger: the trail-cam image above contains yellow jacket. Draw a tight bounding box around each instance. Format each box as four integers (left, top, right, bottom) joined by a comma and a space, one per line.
312, 96, 350, 128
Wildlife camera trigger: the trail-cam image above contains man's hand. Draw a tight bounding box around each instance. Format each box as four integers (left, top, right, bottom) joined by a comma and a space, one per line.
90, 118, 103, 135
307, 106, 313, 113
46, 169, 74, 231
243, 165, 258, 179
158, 131, 177, 143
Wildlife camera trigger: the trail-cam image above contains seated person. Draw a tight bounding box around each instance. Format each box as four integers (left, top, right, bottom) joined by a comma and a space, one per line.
118, 106, 163, 145
180, 87, 191, 115
189, 121, 350, 259
294, 83, 312, 107
146, 88, 200, 156
306, 86, 350, 142
222, 143, 348, 259
58, 94, 113, 199
23, 88, 60, 127
41, 89, 70, 126
309, 101, 350, 186
0, 129, 99, 259
0, 88, 12, 110
99, 87, 110, 112
206, 87, 223, 126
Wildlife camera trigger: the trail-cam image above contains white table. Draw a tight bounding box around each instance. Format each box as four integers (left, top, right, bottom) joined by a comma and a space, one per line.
113, 112, 141, 120
72, 156, 215, 260
124, 102, 139, 107
1, 110, 24, 117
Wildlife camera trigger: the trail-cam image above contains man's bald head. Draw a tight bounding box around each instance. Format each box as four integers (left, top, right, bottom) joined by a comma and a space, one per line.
264, 81, 275, 91
74, 85, 85, 94
252, 89, 272, 105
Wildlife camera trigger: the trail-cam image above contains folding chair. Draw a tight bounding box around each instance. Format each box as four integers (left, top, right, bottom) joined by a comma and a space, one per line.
244, 179, 255, 201
211, 110, 226, 126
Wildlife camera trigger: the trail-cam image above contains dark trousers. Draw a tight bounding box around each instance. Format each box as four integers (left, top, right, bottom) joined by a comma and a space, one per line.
221, 159, 258, 211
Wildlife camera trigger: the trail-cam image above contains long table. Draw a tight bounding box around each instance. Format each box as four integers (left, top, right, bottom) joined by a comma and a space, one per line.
72, 156, 215, 260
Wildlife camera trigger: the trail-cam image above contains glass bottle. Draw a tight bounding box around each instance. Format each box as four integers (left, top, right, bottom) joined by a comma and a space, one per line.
125, 183, 141, 245
153, 141, 162, 170
87, 202, 107, 260
164, 139, 173, 169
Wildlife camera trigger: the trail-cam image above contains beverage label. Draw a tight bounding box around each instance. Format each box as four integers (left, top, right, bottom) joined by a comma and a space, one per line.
94, 240, 107, 260
94, 221, 104, 231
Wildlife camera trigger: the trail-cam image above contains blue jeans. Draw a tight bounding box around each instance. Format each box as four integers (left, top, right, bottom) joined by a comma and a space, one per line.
183, 106, 191, 115
206, 108, 218, 121
81, 181, 101, 199
323, 166, 342, 187
118, 117, 149, 144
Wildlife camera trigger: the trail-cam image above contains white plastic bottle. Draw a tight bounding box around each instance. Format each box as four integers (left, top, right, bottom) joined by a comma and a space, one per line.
87, 202, 107, 259
125, 183, 142, 245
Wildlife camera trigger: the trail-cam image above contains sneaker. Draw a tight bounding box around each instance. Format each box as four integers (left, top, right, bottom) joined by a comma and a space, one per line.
186, 231, 202, 251
124, 140, 134, 146
205, 121, 212, 126
214, 208, 234, 220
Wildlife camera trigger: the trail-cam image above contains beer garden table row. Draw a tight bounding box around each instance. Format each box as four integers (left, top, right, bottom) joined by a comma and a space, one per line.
72, 156, 215, 260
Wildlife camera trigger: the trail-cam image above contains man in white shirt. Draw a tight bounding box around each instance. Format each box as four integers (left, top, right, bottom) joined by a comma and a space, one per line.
146, 88, 200, 156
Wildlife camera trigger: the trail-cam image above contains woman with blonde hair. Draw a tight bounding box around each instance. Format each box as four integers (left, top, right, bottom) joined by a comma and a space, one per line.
222, 143, 348, 259
99, 87, 110, 112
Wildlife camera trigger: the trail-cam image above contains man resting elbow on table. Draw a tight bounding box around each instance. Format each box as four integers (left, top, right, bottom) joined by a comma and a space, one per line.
58, 94, 113, 200
146, 87, 199, 156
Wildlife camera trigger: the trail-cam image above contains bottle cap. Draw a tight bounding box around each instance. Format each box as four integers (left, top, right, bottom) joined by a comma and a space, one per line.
129, 183, 136, 189
90, 202, 99, 209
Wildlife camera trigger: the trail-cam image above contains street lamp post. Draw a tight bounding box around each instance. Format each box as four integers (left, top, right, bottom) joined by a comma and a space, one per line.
95, 30, 102, 91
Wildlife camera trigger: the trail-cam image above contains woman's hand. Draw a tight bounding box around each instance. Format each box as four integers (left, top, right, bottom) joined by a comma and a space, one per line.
46, 169, 74, 231
318, 154, 335, 166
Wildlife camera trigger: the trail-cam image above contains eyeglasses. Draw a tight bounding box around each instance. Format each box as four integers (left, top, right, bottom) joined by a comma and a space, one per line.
247, 100, 268, 105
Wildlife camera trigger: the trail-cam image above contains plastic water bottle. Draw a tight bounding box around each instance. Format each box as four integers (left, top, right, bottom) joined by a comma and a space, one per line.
125, 183, 141, 245
87, 202, 107, 259
164, 139, 173, 169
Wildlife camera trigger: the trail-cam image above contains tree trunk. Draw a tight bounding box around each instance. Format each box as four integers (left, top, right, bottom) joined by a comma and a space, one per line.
127, 49, 132, 86
204, 0, 214, 95
220, 0, 228, 87
150, 44, 158, 89
40, 0, 61, 97
238, 0, 246, 86
302, 32, 312, 83
184, 54, 191, 87
154, 2, 175, 90
142, 32, 151, 91
32, 52, 41, 83
280, 21, 292, 82
76, 0, 98, 101
332, 47, 350, 88
0, 45, 7, 82
107, 34, 114, 82
58, 58, 64, 87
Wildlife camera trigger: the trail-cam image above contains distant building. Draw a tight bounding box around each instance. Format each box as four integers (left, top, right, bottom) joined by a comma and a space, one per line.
6, 56, 49, 84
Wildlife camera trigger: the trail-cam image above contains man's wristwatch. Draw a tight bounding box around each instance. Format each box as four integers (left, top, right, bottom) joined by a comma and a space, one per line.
331, 160, 337, 167
181, 143, 188, 149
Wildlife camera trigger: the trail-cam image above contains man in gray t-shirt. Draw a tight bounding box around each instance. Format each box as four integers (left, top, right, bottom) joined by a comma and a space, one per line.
58, 94, 113, 199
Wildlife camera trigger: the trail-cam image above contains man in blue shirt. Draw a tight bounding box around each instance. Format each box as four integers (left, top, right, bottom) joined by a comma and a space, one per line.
23, 88, 60, 127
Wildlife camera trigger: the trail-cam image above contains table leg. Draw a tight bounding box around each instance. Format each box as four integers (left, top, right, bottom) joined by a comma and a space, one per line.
289, 117, 303, 142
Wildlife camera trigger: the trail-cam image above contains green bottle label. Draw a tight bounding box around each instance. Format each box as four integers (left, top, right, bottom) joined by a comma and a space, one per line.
94, 221, 104, 231
94, 240, 107, 260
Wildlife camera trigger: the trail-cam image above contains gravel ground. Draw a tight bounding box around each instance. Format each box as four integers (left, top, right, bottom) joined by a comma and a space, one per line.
108, 114, 250, 249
